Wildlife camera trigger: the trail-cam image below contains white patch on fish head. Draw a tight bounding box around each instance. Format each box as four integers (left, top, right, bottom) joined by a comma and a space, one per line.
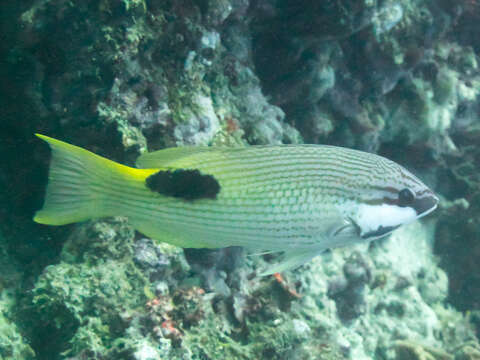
341, 155, 439, 240
353, 203, 417, 239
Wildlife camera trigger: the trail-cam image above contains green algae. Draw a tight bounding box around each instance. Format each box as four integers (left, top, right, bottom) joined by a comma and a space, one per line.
166, 280, 345, 360
12, 218, 476, 360
20, 219, 149, 359
0, 287, 35, 360
0, 308, 35, 360
0, 231, 35, 360
63, 317, 111, 357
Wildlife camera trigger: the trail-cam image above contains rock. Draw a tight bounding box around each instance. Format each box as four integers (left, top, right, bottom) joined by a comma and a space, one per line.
173, 95, 220, 145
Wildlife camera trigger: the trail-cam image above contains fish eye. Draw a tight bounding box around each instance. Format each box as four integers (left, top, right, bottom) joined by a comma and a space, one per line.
398, 188, 415, 207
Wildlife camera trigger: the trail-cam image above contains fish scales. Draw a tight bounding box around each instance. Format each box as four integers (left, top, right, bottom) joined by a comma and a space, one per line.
138, 149, 382, 178
189, 153, 382, 178
63, 149, 361, 246
106, 162, 328, 226
52, 147, 370, 228
214, 164, 376, 183
204, 155, 379, 174
110, 198, 340, 250
191, 150, 381, 185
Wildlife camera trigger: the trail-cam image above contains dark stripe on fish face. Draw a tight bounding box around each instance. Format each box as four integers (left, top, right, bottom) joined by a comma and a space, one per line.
364, 186, 438, 217
146, 169, 220, 200
361, 225, 400, 239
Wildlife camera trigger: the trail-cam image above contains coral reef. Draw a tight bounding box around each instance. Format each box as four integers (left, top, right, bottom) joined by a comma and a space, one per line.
1, 0, 480, 359
0, 230, 35, 359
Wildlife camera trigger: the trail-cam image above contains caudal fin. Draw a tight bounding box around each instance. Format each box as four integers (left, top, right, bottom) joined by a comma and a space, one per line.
34, 134, 121, 225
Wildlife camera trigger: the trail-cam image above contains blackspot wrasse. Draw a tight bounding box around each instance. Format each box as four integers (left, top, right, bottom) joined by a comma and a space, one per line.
34, 134, 439, 274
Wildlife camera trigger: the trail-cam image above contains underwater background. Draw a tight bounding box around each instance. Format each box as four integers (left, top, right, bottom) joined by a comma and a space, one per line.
1, 0, 480, 359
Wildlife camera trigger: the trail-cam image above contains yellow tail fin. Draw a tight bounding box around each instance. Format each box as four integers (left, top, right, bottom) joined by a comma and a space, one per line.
34, 134, 124, 225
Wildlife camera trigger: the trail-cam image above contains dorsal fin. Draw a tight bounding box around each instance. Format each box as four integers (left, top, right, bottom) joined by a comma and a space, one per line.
136, 147, 228, 169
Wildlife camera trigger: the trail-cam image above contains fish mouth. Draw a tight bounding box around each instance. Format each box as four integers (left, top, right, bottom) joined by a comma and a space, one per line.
413, 192, 439, 218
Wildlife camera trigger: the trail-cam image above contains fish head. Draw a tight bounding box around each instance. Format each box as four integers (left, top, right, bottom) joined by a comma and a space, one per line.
345, 156, 439, 241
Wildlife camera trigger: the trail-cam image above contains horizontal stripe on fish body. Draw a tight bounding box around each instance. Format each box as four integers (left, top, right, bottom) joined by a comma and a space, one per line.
143, 145, 385, 167
200, 156, 392, 179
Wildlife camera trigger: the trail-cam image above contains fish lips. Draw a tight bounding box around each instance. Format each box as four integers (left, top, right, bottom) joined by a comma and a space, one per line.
413, 191, 439, 218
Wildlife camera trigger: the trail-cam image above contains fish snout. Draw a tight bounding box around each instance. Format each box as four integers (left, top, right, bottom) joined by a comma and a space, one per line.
413, 190, 439, 218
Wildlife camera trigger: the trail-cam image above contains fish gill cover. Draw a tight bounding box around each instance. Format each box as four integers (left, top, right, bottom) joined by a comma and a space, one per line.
0, 0, 480, 359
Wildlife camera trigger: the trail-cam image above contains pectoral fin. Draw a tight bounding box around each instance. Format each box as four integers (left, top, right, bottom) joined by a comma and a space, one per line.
324, 217, 362, 248
258, 217, 362, 276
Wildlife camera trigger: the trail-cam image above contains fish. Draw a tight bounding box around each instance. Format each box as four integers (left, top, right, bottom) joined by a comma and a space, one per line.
33, 134, 439, 274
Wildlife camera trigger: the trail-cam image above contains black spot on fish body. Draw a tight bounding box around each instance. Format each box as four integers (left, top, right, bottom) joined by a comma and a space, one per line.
146, 169, 220, 200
